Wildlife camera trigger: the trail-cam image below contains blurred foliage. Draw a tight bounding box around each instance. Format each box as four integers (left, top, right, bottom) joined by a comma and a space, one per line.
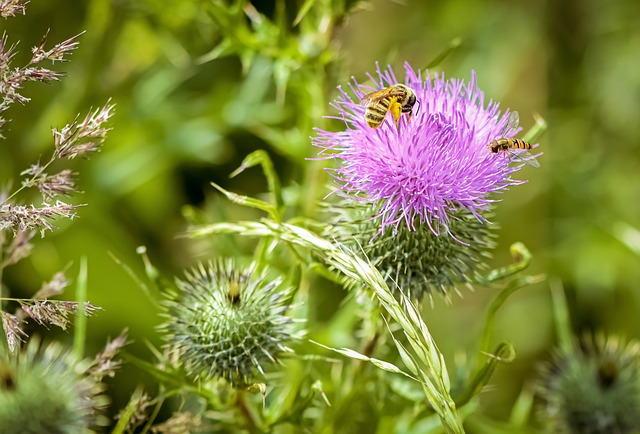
2, 0, 640, 432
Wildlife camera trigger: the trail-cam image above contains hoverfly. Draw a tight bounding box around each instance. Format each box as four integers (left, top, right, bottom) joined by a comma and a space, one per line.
488, 112, 540, 168
359, 84, 418, 130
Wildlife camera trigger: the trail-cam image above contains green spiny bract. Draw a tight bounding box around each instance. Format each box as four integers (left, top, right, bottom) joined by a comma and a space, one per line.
161, 259, 296, 386
536, 334, 640, 434
325, 200, 496, 301
0, 339, 108, 434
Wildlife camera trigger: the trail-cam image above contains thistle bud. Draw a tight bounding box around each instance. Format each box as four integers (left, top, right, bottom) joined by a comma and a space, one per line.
160, 260, 296, 386
536, 334, 640, 434
0, 338, 108, 433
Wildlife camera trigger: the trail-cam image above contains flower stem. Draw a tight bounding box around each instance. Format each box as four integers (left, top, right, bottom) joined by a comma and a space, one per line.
237, 390, 262, 433
73, 256, 88, 359
1, 155, 56, 206
549, 278, 574, 353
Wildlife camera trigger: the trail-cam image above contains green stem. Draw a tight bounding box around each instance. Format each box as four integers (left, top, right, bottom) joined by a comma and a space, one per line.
480, 242, 532, 283
522, 113, 547, 144
140, 393, 165, 433
0, 155, 56, 206
0, 244, 8, 356
549, 278, 574, 353
73, 256, 88, 359
237, 390, 262, 434
478, 274, 544, 356
112, 386, 146, 434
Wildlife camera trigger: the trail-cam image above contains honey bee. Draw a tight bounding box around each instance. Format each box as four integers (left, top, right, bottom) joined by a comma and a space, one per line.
359, 83, 418, 130
488, 112, 540, 168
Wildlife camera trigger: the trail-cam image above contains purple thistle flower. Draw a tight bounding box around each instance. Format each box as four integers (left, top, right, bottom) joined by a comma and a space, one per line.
314, 62, 532, 241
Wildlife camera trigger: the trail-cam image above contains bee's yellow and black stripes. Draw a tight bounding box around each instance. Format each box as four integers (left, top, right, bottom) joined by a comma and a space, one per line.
365, 97, 397, 128
488, 138, 532, 153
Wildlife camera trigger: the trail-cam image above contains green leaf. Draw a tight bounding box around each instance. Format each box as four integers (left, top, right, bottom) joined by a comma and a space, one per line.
197, 39, 235, 64
393, 338, 421, 378
310, 339, 418, 381
293, 0, 316, 26
211, 182, 279, 220
229, 149, 284, 219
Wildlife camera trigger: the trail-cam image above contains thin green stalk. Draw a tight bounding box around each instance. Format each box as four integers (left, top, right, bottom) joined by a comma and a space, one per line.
478, 274, 545, 356
522, 113, 547, 144
480, 242, 533, 283
108, 248, 161, 309
0, 250, 8, 356
140, 393, 165, 434
426, 37, 463, 69
112, 386, 146, 434
509, 381, 536, 428
237, 390, 263, 434
73, 256, 88, 359
549, 278, 573, 353
0, 154, 56, 205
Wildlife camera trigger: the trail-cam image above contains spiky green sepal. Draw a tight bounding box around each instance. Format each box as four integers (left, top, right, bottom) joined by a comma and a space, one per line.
325, 200, 497, 301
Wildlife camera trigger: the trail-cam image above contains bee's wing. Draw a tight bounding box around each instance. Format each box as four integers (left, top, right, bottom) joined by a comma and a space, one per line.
359, 88, 392, 106
510, 149, 540, 168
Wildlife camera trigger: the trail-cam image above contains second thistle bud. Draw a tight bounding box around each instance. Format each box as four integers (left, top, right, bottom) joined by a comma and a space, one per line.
0, 339, 107, 434
536, 334, 640, 434
160, 259, 296, 386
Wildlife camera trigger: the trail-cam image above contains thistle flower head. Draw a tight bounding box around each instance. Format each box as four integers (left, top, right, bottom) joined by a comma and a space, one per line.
536, 334, 640, 434
161, 260, 296, 386
0, 338, 108, 433
314, 62, 531, 240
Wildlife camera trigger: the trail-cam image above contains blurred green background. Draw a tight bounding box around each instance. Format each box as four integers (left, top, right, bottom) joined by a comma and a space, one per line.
3, 0, 640, 426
